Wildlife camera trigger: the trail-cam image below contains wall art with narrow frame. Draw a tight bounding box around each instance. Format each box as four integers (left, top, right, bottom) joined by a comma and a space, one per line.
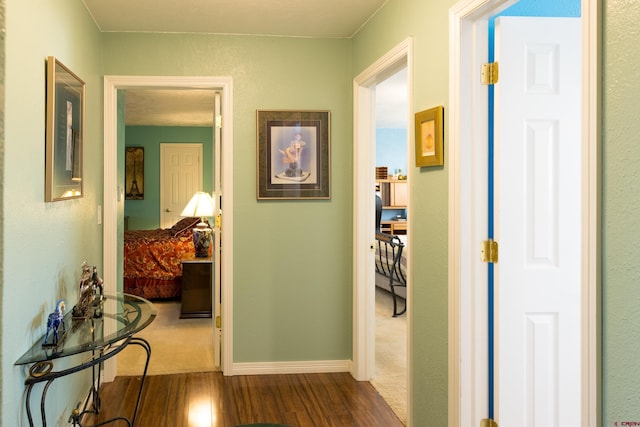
45, 56, 85, 201
125, 147, 144, 200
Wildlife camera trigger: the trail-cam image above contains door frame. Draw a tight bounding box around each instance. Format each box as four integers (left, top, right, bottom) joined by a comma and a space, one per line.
352, 36, 413, 419
102, 75, 235, 380
447, 0, 601, 425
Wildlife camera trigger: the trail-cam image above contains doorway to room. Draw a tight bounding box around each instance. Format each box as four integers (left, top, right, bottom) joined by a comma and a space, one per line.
120, 113, 212, 377
102, 76, 235, 380
352, 37, 413, 425
371, 67, 409, 424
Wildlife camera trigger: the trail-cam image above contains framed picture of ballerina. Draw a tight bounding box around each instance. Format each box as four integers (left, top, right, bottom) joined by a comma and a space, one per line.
256, 110, 331, 200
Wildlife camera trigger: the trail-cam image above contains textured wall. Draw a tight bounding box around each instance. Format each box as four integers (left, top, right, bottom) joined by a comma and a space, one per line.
123, 126, 214, 230
3, 0, 104, 424
103, 33, 354, 363
602, 0, 640, 424
352, 0, 455, 424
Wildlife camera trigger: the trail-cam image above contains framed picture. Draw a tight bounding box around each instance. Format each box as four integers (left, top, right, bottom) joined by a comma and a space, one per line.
125, 147, 144, 200
45, 56, 85, 202
256, 110, 331, 200
415, 106, 444, 167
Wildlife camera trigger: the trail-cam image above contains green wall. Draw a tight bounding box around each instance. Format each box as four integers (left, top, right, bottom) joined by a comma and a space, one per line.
603, 0, 640, 423
3, 0, 104, 424
124, 126, 214, 230
352, 0, 454, 424
103, 34, 354, 363
354, 0, 640, 424
3, 0, 640, 425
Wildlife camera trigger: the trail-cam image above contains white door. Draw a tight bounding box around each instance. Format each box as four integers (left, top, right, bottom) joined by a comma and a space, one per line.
494, 17, 581, 425
160, 143, 203, 229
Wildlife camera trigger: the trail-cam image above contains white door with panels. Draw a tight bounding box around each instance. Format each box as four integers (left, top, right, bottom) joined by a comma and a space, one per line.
494, 17, 581, 425
160, 143, 203, 229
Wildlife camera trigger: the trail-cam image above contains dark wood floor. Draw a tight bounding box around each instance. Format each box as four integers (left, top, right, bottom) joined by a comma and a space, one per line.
85, 371, 404, 427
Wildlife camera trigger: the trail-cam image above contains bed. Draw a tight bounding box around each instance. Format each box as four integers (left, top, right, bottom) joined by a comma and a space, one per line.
375, 194, 407, 317
123, 217, 203, 300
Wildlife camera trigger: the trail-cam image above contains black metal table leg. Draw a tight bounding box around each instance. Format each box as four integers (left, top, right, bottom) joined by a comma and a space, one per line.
26, 335, 151, 427
69, 337, 152, 427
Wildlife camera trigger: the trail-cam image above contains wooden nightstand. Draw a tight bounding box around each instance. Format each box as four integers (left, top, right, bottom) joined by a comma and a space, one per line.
180, 255, 213, 319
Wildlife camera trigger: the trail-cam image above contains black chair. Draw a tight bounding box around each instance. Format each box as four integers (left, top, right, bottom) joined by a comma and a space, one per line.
375, 193, 382, 232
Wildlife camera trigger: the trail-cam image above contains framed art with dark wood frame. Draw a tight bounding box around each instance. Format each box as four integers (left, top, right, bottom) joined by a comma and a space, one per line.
257, 110, 331, 200
45, 56, 85, 201
125, 147, 144, 200
415, 106, 444, 167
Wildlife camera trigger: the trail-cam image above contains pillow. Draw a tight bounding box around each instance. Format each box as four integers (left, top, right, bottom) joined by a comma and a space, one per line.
170, 217, 201, 237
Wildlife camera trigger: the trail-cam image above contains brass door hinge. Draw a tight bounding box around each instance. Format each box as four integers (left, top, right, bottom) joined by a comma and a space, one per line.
216, 315, 221, 328
215, 115, 222, 129
481, 419, 498, 427
481, 239, 499, 263
215, 214, 222, 230
481, 62, 499, 85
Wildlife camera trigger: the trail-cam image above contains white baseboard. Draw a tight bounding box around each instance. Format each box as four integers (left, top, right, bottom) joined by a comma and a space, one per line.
230, 360, 352, 376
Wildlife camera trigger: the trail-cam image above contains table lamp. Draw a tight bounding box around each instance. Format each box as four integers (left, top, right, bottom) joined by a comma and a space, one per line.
180, 191, 215, 257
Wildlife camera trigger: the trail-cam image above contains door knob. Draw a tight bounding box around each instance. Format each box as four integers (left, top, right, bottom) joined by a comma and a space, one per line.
165, 208, 171, 212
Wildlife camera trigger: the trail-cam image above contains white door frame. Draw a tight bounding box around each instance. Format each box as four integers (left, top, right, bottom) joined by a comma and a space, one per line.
447, 0, 600, 425
102, 75, 235, 380
352, 37, 413, 420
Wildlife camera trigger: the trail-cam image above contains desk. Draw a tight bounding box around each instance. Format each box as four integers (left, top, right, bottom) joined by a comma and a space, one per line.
380, 220, 407, 235
15, 293, 156, 427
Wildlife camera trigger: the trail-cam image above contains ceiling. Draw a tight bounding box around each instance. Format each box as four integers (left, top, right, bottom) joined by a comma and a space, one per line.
82, 0, 388, 38
83, 0, 407, 127
124, 89, 218, 127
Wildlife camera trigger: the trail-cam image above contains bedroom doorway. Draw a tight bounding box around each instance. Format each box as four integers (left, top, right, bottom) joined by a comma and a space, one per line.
102, 76, 235, 380
352, 38, 413, 424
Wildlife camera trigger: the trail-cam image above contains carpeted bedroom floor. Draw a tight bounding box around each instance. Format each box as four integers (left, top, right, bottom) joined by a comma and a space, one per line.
372, 288, 408, 425
116, 290, 407, 424
116, 301, 215, 376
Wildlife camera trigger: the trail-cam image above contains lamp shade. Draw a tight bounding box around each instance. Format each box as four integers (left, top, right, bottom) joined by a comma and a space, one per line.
180, 192, 215, 219
181, 192, 215, 258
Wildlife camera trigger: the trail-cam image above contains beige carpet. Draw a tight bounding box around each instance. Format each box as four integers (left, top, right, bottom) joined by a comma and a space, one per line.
371, 288, 408, 425
117, 301, 216, 376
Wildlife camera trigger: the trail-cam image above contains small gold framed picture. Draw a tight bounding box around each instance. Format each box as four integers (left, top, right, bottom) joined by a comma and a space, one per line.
415, 106, 444, 167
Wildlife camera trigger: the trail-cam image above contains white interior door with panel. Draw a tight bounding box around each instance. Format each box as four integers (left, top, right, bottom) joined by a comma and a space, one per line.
160, 143, 203, 229
449, 2, 599, 426
494, 16, 581, 425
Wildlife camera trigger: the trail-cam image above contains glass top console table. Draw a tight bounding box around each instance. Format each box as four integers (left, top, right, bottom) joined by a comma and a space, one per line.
15, 293, 157, 427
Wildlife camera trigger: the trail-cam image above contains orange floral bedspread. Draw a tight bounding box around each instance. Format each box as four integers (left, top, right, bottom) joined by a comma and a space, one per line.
123, 228, 197, 299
